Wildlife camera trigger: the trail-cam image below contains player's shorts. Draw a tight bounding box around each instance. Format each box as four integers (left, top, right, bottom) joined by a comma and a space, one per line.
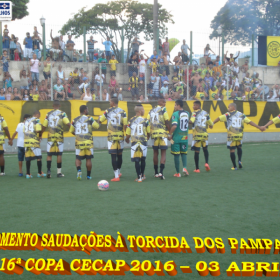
108, 140, 124, 154
191, 140, 208, 151
171, 142, 188, 155
131, 143, 147, 162
152, 137, 168, 150
0, 144, 4, 155
18, 147, 25, 161
47, 141, 64, 156
227, 140, 242, 149
76, 148, 94, 160
25, 147, 42, 161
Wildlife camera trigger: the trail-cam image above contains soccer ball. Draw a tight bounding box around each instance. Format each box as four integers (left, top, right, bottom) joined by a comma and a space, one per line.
97, 180, 109, 191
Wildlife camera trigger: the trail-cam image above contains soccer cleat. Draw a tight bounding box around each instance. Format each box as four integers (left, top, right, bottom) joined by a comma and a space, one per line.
37, 173, 47, 178
118, 173, 122, 178
77, 171, 82, 180
87, 176, 92, 180
154, 174, 159, 178
173, 173, 181, 177
111, 177, 120, 182
137, 178, 142, 183
231, 167, 238, 171
0, 173, 5, 176
57, 173, 64, 178
18, 173, 23, 177
47, 170, 51, 178
26, 174, 33, 179
193, 169, 200, 173
205, 163, 211, 172
183, 168, 189, 176
142, 175, 146, 180
158, 173, 165, 180
238, 161, 243, 169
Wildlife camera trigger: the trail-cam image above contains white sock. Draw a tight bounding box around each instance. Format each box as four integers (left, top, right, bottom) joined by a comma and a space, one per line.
57, 168, 61, 174
114, 170, 119, 178
117, 169, 120, 175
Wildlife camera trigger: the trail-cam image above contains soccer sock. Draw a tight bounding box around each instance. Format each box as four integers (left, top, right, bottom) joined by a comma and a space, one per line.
230, 152, 237, 168
174, 155, 180, 173
181, 154, 187, 169
57, 163, 62, 174
117, 154, 123, 170
135, 161, 141, 179
0, 166, 4, 173
237, 147, 242, 162
87, 170, 91, 177
37, 161, 42, 174
141, 158, 146, 176
114, 170, 119, 179
203, 147, 209, 164
154, 165, 158, 174
194, 152, 199, 169
47, 161, 51, 171
26, 161, 31, 174
77, 166, 81, 172
159, 164, 165, 175
111, 154, 118, 171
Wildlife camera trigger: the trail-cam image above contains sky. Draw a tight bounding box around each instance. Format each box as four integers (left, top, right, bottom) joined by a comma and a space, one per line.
4, 0, 249, 57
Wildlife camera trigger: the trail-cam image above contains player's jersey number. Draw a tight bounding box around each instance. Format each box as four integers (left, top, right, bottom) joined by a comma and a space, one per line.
49, 115, 60, 128
75, 123, 89, 134
25, 122, 34, 133
110, 114, 121, 125
231, 117, 242, 128
180, 113, 189, 131
151, 113, 159, 123
131, 124, 143, 136
196, 117, 206, 127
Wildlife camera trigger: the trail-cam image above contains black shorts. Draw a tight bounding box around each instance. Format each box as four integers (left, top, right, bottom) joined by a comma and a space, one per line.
110, 70, 116, 77
43, 72, 51, 79
74, 78, 80, 84
102, 69, 107, 74
182, 54, 189, 63
67, 92, 73, 98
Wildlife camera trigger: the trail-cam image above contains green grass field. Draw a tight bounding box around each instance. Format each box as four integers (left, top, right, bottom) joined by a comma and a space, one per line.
1, 142, 280, 279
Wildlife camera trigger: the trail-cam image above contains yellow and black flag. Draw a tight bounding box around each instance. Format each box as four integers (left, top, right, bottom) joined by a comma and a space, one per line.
258, 36, 280, 66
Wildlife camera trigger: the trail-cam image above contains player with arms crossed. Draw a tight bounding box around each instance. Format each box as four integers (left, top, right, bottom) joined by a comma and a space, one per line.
125, 105, 150, 183
190, 101, 213, 173
42, 101, 71, 178
147, 97, 170, 179
70, 105, 100, 180
213, 103, 261, 170
98, 98, 127, 182
24, 111, 46, 178
168, 99, 189, 177
0, 115, 11, 176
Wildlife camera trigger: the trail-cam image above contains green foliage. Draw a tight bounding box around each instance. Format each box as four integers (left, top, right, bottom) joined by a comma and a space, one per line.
11, 0, 29, 20
209, 0, 280, 45
60, 0, 174, 61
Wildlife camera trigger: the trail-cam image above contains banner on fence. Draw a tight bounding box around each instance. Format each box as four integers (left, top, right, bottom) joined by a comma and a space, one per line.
0, 100, 280, 138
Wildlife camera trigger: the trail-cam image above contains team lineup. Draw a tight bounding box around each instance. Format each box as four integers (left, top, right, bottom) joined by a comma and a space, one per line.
0, 98, 279, 181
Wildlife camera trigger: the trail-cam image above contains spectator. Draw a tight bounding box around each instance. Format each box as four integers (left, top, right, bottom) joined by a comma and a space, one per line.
114, 87, 123, 101
46, 84, 52, 100
149, 57, 158, 74
81, 87, 93, 101
77, 77, 90, 95
78, 50, 83, 62
267, 89, 279, 102
30, 54, 41, 82
23, 32, 33, 61
214, 55, 221, 65
102, 36, 113, 61
98, 53, 108, 83
5, 87, 13, 100
171, 71, 179, 85
139, 53, 148, 91
0, 88, 5, 100
152, 71, 161, 100
148, 72, 156, 97
174, 81, 186, 99
32, 44, 41, 60
191, 72, 201, 95
102, 88, 110, 101
109, 54, 118, 77
161, 70, 169, 84
162, 37, 170, 56
13, 88, 21, 100
0, 50, 9, 73
49, 30, 61, 61
15, 37, 22, 60
158, 59, 166, 75
19, 66, 30, 94
240, 60, 249, 79
127, 54, 138, 77
43, 56, 54, 83
95, 71, 105, 93
173, 52, 182, 71
59, 35, 66, 60
31, 80, 38, 91
69, 67, 80, 87
63, 80, 73, 99
10, 35, 17, 60
232, 62, 240, 76
91, 89, 96, 100
178, 66, 184, 82
160, 81, 169, 97
150, 50, 159, 61
31, 90, 39, 101
65, 35, 75, 62
56, 64, 65, 83
213, 62, 222, 78
22, 89, 29, 101
158, 39, 163, 56
87, 36, 98, 62
181, 39, 193, 65
131, 36, 144, 56
3, 72, 13, 89
32, 31, 42, 52
129, 71, 139, 101
225, 51, 240, 63
252, 73, 262, 88
209, 85, 218, 100
39, 91, 47, 101
204, 72, 214, 92
204, 44, 215, 65
231, 75, 239, 89
194, 86, 208, 100
2, 29, 10, 56
54, 79, 65, 100
39, 79, 47, 93
109, 75, 119, 94
242, 72, 253, 89
162, 51, 171, 76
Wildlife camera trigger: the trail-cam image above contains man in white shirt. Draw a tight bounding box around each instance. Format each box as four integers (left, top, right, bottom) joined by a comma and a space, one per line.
9, 114, 31, 177
77, 77, 90, 95
59, 35, 66, 61
181, 39, 193, 65
30, 54, 41, 82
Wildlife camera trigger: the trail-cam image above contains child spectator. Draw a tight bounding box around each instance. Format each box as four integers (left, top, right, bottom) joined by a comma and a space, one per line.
3, 72, 13, 89
1, 50, 10, 73
109, 54, 118, 77
14, 48, 20, 61
78, 50, 83, 62
0, 88, 5, 100
10, 35, 17, 60
22, 89, 30, 101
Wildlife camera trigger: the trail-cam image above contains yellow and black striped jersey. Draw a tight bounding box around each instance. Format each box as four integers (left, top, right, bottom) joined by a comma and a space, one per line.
70, 115, 99, 149
0, 117, 7, 145
190, 110, 213, 141
24, 117, 42, 148
126, 116, 150, 145
99, 106, 127, 141
147, 105, 169, 139
43, 109, 70, 143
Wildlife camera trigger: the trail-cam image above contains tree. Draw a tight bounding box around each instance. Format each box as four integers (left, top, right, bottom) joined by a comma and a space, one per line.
209, 0, 280, 45
60, 0, 174, 61
11, 0, 29, 20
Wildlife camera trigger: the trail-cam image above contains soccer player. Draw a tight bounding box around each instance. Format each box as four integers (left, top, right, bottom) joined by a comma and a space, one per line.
70, 105, 100, 180
24, 111, 46, 178
147, 97, 170, 179
0, 115, 11, 176
42, 101, 71, 178
260, 115, 280, 132
98, 98, 127, 182
189, 101, 213, 173
168, 99, 189, 177
9, 114, 31, 176
125, 105, 150, 183
213, 103, 261, 170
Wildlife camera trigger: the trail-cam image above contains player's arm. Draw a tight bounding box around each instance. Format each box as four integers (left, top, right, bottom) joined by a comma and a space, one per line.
125, 125, 131, 143
213, 114, 227, 124
35, 121, 42, 138
207, 116, 214, 129
9, 130, 17, 145
189, 112, 196, 124
92, 119, 100, 130
42, 117, 48, 133
2, 121, 11, 141
123, 113, 128, 134
98, 111, 107, 124
244, 117, 261, 130
163, 110, 170, 131
69, 123, 75, 135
